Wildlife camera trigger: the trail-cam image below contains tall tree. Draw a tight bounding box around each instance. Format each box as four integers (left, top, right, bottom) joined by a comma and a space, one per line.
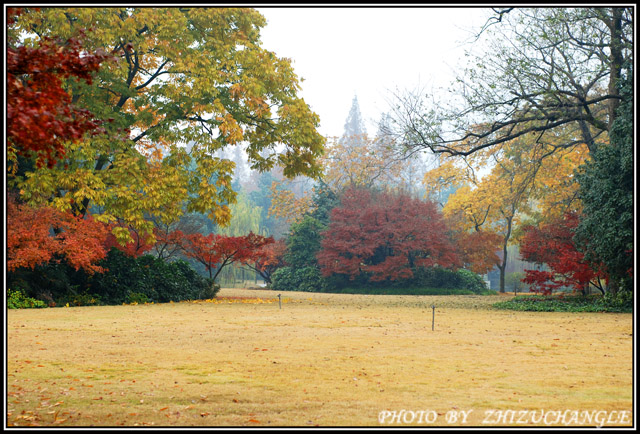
574, 63, 634, 294
341, 95, 367, 146
9, 7, 325, 246
386, 7, 632, 157
431, 128, 589, 291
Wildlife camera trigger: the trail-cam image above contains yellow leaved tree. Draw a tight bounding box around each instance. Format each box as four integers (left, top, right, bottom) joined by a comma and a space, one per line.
9, 7, 325, 245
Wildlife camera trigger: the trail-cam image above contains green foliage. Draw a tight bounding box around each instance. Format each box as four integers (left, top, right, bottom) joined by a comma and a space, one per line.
56, 289, 103, 307
7, 261, 85, 306
493, 293, 633, 313
574, 64, 634, 293
7, 288, 47, 309
90, 249, 216, 304
283, 216, 325, 268
308, 181, 340, 226
270, 264, 489, 296
125, 292, 150, 304
325, 287, 478, 296
407, 267, 488, 294
270, 266, 324, 292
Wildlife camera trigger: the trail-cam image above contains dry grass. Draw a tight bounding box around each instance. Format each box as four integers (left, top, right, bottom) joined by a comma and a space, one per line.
6, 288, 633, 427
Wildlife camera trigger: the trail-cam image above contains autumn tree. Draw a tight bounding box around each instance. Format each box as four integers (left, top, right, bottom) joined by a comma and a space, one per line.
178, 232, 274, 282
519, 212, 608, 295
321, 98, 422, 195
386, 7, 632, 157
317, 188, 459, 283
7, 195, 110, 274
244, 239, 288, 284
103, 221, 155, 258
9, 7, 325, 247
430, 128, 590, 291
6, 7, 110, 172
150, 213, 209, 261
268, 179, 315, 225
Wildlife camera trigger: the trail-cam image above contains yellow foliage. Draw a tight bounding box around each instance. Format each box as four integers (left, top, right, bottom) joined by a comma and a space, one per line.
268, 181, 314, 225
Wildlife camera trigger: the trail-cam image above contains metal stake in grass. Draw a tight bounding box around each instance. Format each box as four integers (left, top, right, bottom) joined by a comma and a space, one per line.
278, 294, 282, 309
431, 304, 435, 331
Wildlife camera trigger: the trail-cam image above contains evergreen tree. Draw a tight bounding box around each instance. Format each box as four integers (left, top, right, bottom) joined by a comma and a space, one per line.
574, 63, 634, 294
340, 95, 368, 148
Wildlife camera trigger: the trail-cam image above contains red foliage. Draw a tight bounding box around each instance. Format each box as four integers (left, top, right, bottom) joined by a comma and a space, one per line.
7, 195, 110, 274
103, 223, 155, 258
317, 188, 460, 282
178, 232, 274, 281
451, 230, 502, 275
519, 212, 608, 294
7, 8, 110, 168
152, 226, 188, 260
247, 239, 288, 283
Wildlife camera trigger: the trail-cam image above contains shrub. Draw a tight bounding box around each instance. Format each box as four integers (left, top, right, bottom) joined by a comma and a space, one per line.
409, 267, 487, 294
125, 292, 149, 304
7, 288, 47, 309
271, 266, 324, 292
56, 289, 102, 307
493, 293, 633, 313
89, 249, 215, 304
599, 290, 633, 312
455, 269, 488, 294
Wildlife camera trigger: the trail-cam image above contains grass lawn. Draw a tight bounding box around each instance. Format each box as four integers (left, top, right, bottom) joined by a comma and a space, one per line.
6, 288, 633, 427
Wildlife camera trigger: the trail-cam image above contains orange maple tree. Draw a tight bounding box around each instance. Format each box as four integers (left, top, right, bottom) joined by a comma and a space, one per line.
103, 222, 155, 258
7, 195, 110, 273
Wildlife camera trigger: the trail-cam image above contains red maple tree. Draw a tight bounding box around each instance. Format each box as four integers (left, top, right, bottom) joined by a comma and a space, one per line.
317, 188, 460, 282
7, 8, 110, 168
519, 212, 608, 295
7, 195, 110, 274
179, 232, 274, 281
244, 238, 288, 284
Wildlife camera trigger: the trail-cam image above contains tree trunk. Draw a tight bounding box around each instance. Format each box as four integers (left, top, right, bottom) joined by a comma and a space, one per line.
607, 7, 624, 131
498, 216, 513, 293
498, 264, 506, 293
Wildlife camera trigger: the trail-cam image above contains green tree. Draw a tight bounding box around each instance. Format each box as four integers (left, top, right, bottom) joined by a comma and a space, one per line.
574, 64, 633, 294
284, 215, 325, 269
10, 7, 324, 246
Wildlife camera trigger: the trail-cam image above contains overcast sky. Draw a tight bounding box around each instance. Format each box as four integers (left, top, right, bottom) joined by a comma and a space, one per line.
256, 6, 491, 138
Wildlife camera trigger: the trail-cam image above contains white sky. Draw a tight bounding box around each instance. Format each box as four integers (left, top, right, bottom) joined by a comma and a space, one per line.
256, 6, 491, 138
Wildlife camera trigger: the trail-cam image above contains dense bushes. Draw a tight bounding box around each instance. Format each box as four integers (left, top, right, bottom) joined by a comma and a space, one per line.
270, 266, 324, 293
89, 249, 218, 304
270, 264, 488, 295
7, 249, 218, 307
406, 267, 487, 294
493, 291, 633, 313
7, 288, 47, 309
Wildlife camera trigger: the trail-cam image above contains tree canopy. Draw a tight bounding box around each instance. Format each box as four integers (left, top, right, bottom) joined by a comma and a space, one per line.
386, 7, 632, 157
9, 7, 325, 245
